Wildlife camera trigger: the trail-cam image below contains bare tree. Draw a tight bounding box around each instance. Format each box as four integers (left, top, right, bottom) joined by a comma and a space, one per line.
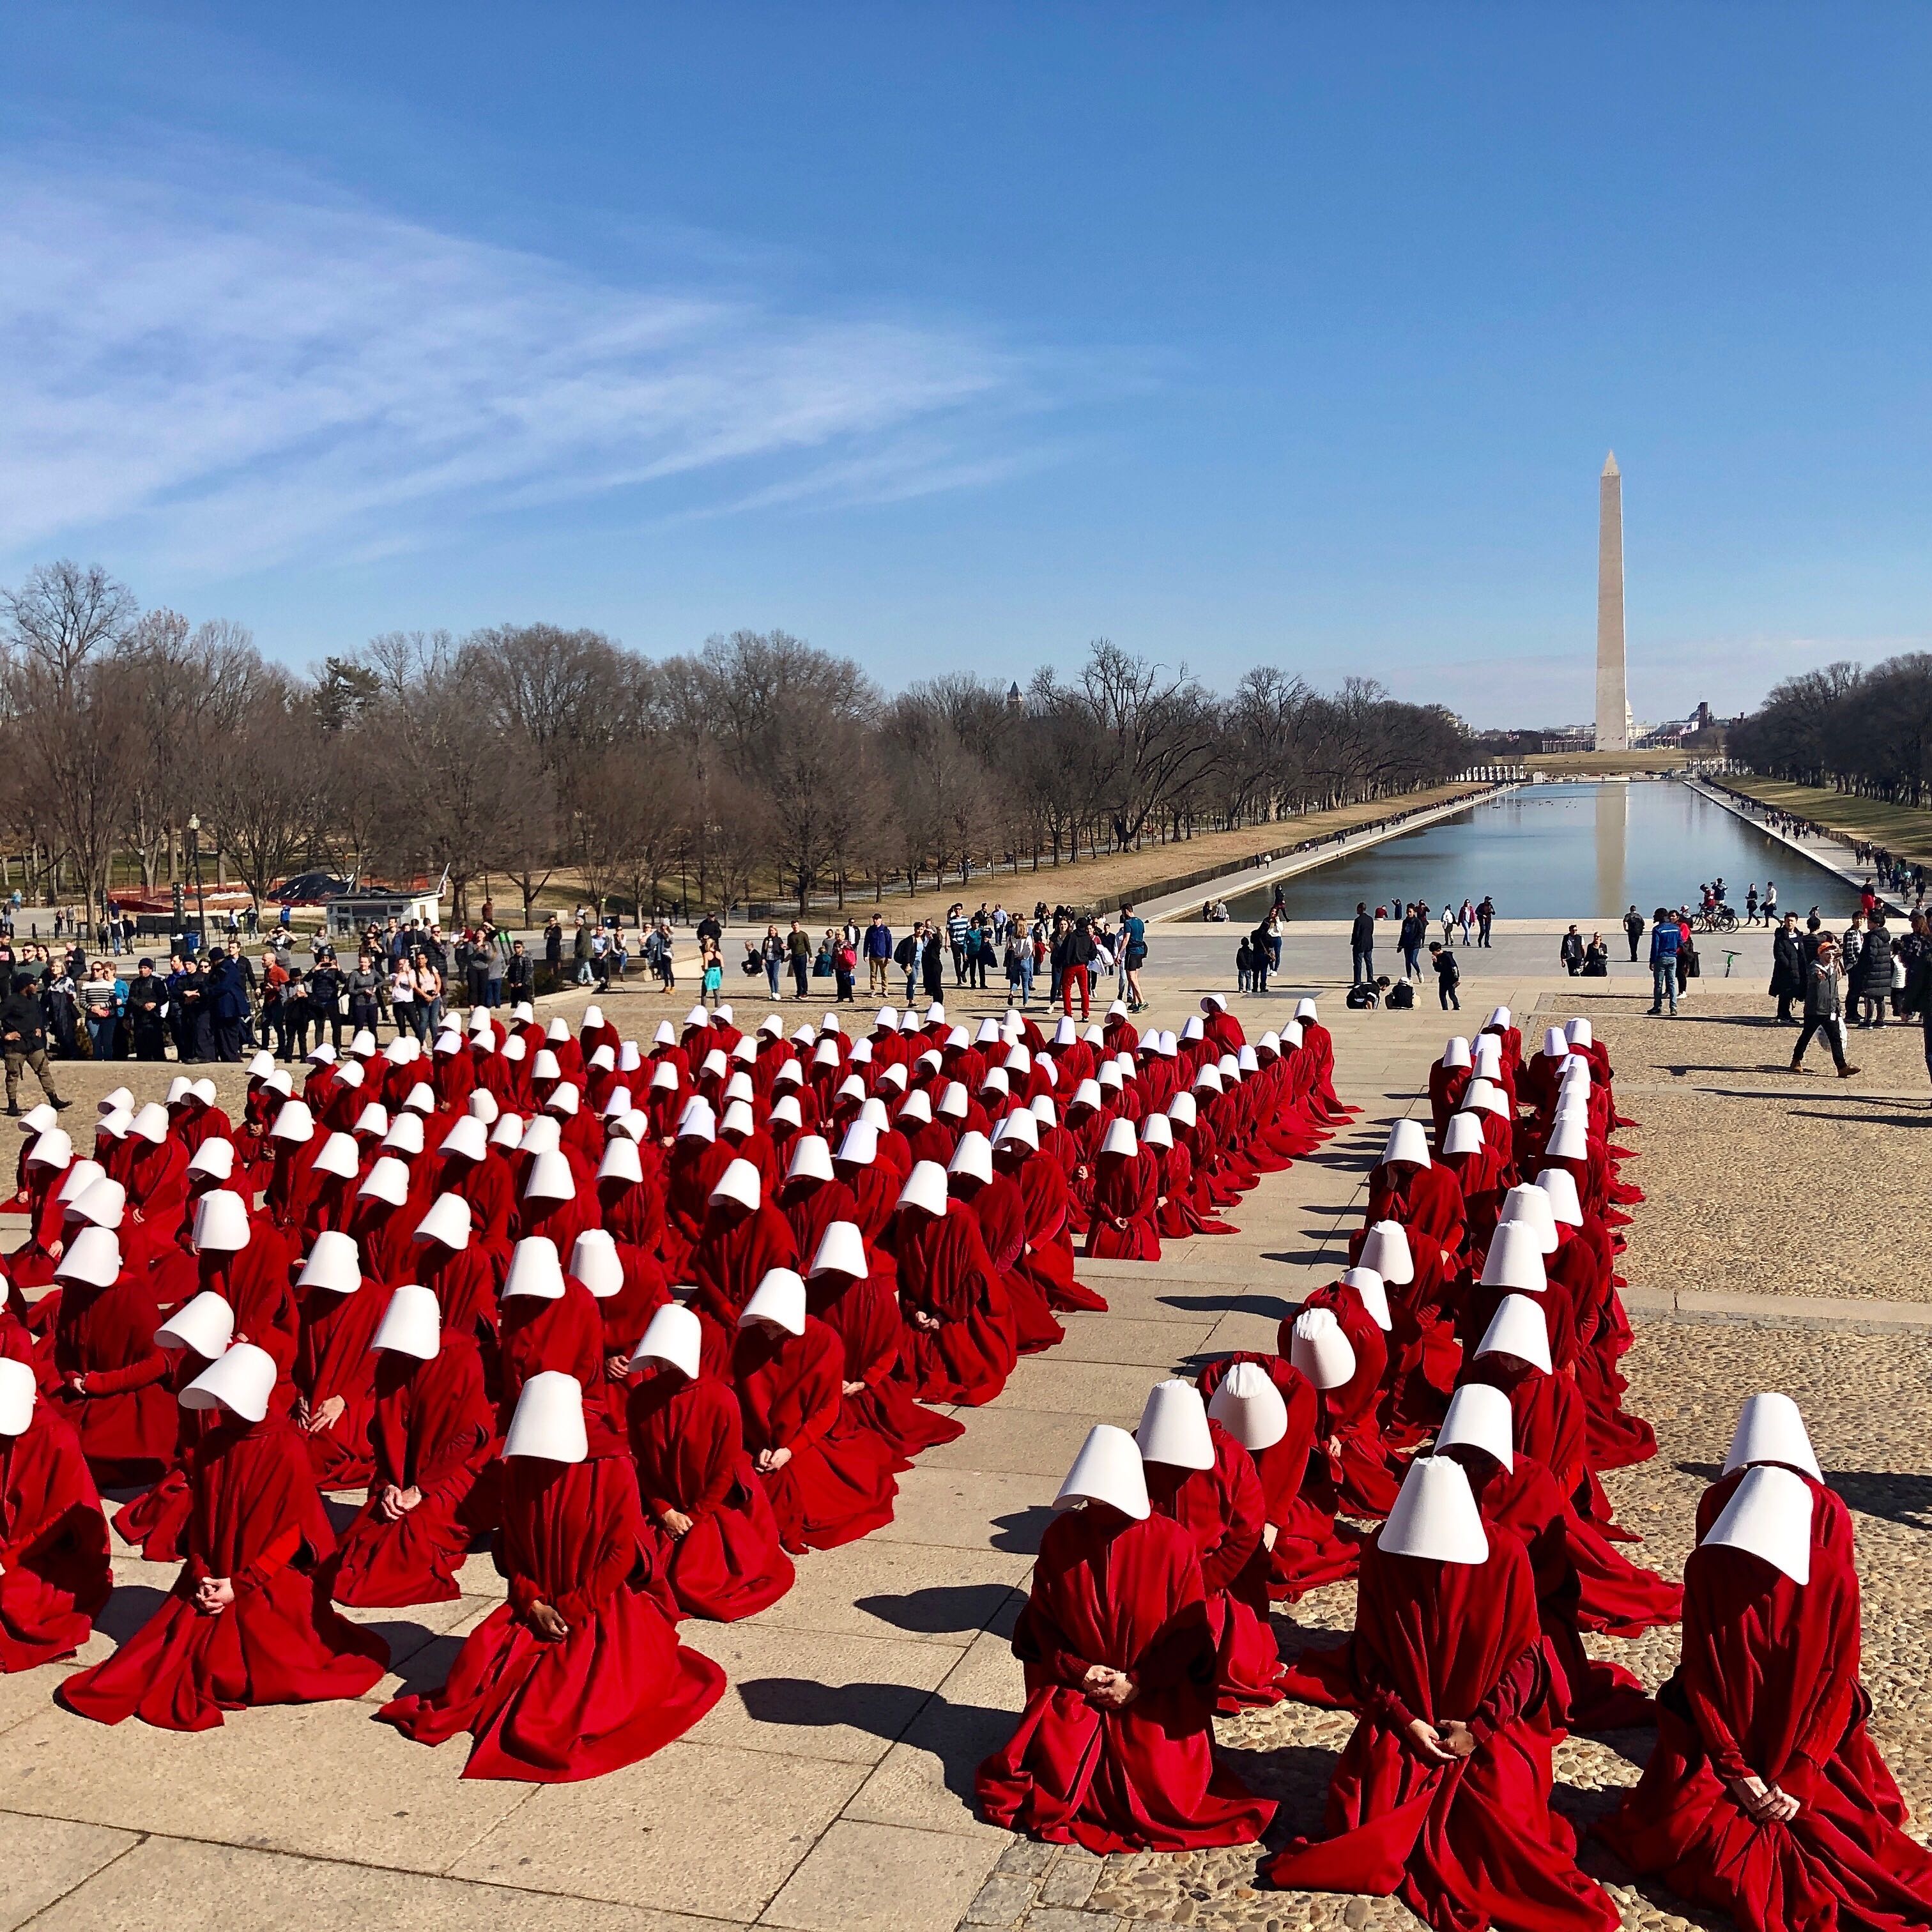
3, 561, 137, 696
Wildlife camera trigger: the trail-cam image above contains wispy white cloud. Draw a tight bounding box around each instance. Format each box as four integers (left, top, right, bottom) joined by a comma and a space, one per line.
0, 153, 1046, 578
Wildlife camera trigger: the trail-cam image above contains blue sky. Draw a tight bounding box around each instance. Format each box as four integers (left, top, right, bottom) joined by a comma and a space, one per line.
5, 4, 1931, 725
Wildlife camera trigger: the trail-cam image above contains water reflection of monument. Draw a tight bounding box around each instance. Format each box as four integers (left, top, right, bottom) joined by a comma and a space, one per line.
1595, 778, 1627, 918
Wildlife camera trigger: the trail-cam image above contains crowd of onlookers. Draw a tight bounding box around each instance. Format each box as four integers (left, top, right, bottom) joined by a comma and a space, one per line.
714, 900, 1151, 1020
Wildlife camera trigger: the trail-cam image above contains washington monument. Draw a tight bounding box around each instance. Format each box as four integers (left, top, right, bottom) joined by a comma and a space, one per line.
1595, 450, 1629, 751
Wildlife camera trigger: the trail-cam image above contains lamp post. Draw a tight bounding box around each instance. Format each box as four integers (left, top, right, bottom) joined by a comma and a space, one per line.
186, 815, 207, 947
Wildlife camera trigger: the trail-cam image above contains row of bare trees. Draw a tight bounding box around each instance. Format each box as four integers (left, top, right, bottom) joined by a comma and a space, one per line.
1730, 654, 1932, 808
1, 559, 1469, 926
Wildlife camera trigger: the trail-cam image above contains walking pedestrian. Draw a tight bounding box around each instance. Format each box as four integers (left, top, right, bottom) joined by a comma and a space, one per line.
1623, 905, 1644, 962
1790, 935, 1858, 1078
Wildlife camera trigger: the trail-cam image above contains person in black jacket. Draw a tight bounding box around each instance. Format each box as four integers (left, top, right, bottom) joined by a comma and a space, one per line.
504, 940, 535, 1006
124, 958, 169, 1061
1, 985, 67, 1113
1768, 914, 1805, 1026
1350, 903, 1376, 986
1623, 905, 1645, 961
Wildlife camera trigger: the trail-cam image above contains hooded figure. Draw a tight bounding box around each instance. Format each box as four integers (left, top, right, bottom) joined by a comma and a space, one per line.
495, 1238, 605, 1434
688, 1159, 800, 1331
732, 1270, 898, 1554
626, 1303, 795, 1621
947, 1131, 1064, 1355
976, 1423, 1276, 1852
1282, 1282, 1406, 1520
1432, 1383, 1669, 1734
378, 1372, 726, 1780
1262, 1457, 1618, 1932
45, 1228, 176, 1483
61, 1344, 389, 1729
993, 1112, 1109, 1315
150, 1190, 300, 1388
1600, 1457, 1932, 1932
890, 1162, 1018, 1407
1136, 1380, 1283, 1712
0, 1358, 112, 1669
110, 1291, 235, 1561
328, 1285, 497, 1609
800, 1220, 958, 1468
1086, 1117, 1161, 1262
292, 1231, 392, 1488
1195, 1353, 1360, 1602
1367, 1120, 1468, 1256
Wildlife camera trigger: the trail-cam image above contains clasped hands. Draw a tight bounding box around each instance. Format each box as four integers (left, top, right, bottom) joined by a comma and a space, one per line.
1730, 1774, 1800, 1823
1082, 1664, 1139, 1709
1406, 1716, 1476, 1762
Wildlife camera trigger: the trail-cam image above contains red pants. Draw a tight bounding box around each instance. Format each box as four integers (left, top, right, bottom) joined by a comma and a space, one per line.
1062, 965, 1091, 1017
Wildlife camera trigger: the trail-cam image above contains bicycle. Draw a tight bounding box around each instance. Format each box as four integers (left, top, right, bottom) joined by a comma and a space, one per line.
1692, 905, 1738, 934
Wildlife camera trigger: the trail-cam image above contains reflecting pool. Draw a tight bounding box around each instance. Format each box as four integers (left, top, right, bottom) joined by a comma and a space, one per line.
1220, 781, 1862, 923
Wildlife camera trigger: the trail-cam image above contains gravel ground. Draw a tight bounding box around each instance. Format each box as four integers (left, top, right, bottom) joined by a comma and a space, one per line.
1027, 1321, 1932, 1932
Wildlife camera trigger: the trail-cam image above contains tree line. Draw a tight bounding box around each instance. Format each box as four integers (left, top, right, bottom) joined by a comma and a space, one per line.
1729, 652, 1932, 808
1, 558, 1469, 926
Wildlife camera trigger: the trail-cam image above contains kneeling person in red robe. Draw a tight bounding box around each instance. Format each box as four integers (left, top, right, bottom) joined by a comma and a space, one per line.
733, 1269, 898, 1554
976, 1423, 1275, 1851
1264, 1455, 1618, 1932
379, 1370, 726, 1780
1136, 1378, 1282, 1710
329, 1285, 496, 1608
0, 1356, 112, 1670
1601, 1434, 1932, 1931
61, 1343, 388, 1730
629, 1302, 794, 1621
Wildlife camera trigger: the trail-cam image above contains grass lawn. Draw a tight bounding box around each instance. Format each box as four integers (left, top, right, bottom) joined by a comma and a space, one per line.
1722, 776, 1932, 866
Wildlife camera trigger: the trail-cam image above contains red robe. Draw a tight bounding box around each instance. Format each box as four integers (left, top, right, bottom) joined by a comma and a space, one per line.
892, 1206, 1018, 1407
627, 1365, 794, 1620
1263, 1532, 1618, 1932
976, 1505, 1276, 1852
1196, 1353, 1358, 1601
956, 1174, 1063, 1354
1600, 1480, 1932, 1932
1367, 1162, 1468, 1255
498, 1282, 604, 1431
1282, 1290, 1406, 1520
689, 1204, 799, 1331
61, 1416, 388, 1729
378, 1445, 726, 1781
1144, 1424, 1283, 1712
1012, 1153, 1108, 1311
44, 1271, 176, 1480
0, 1402, 112, 1669
294, 1279, 394, 1487
329, 1336, 496, 1607
806, 1269, 963, 1462
733, 1319, 898, 1553
111, 1346, 223, 1560
1085, 1149, 1160, 1262
1466, 1452, 1659, 1732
